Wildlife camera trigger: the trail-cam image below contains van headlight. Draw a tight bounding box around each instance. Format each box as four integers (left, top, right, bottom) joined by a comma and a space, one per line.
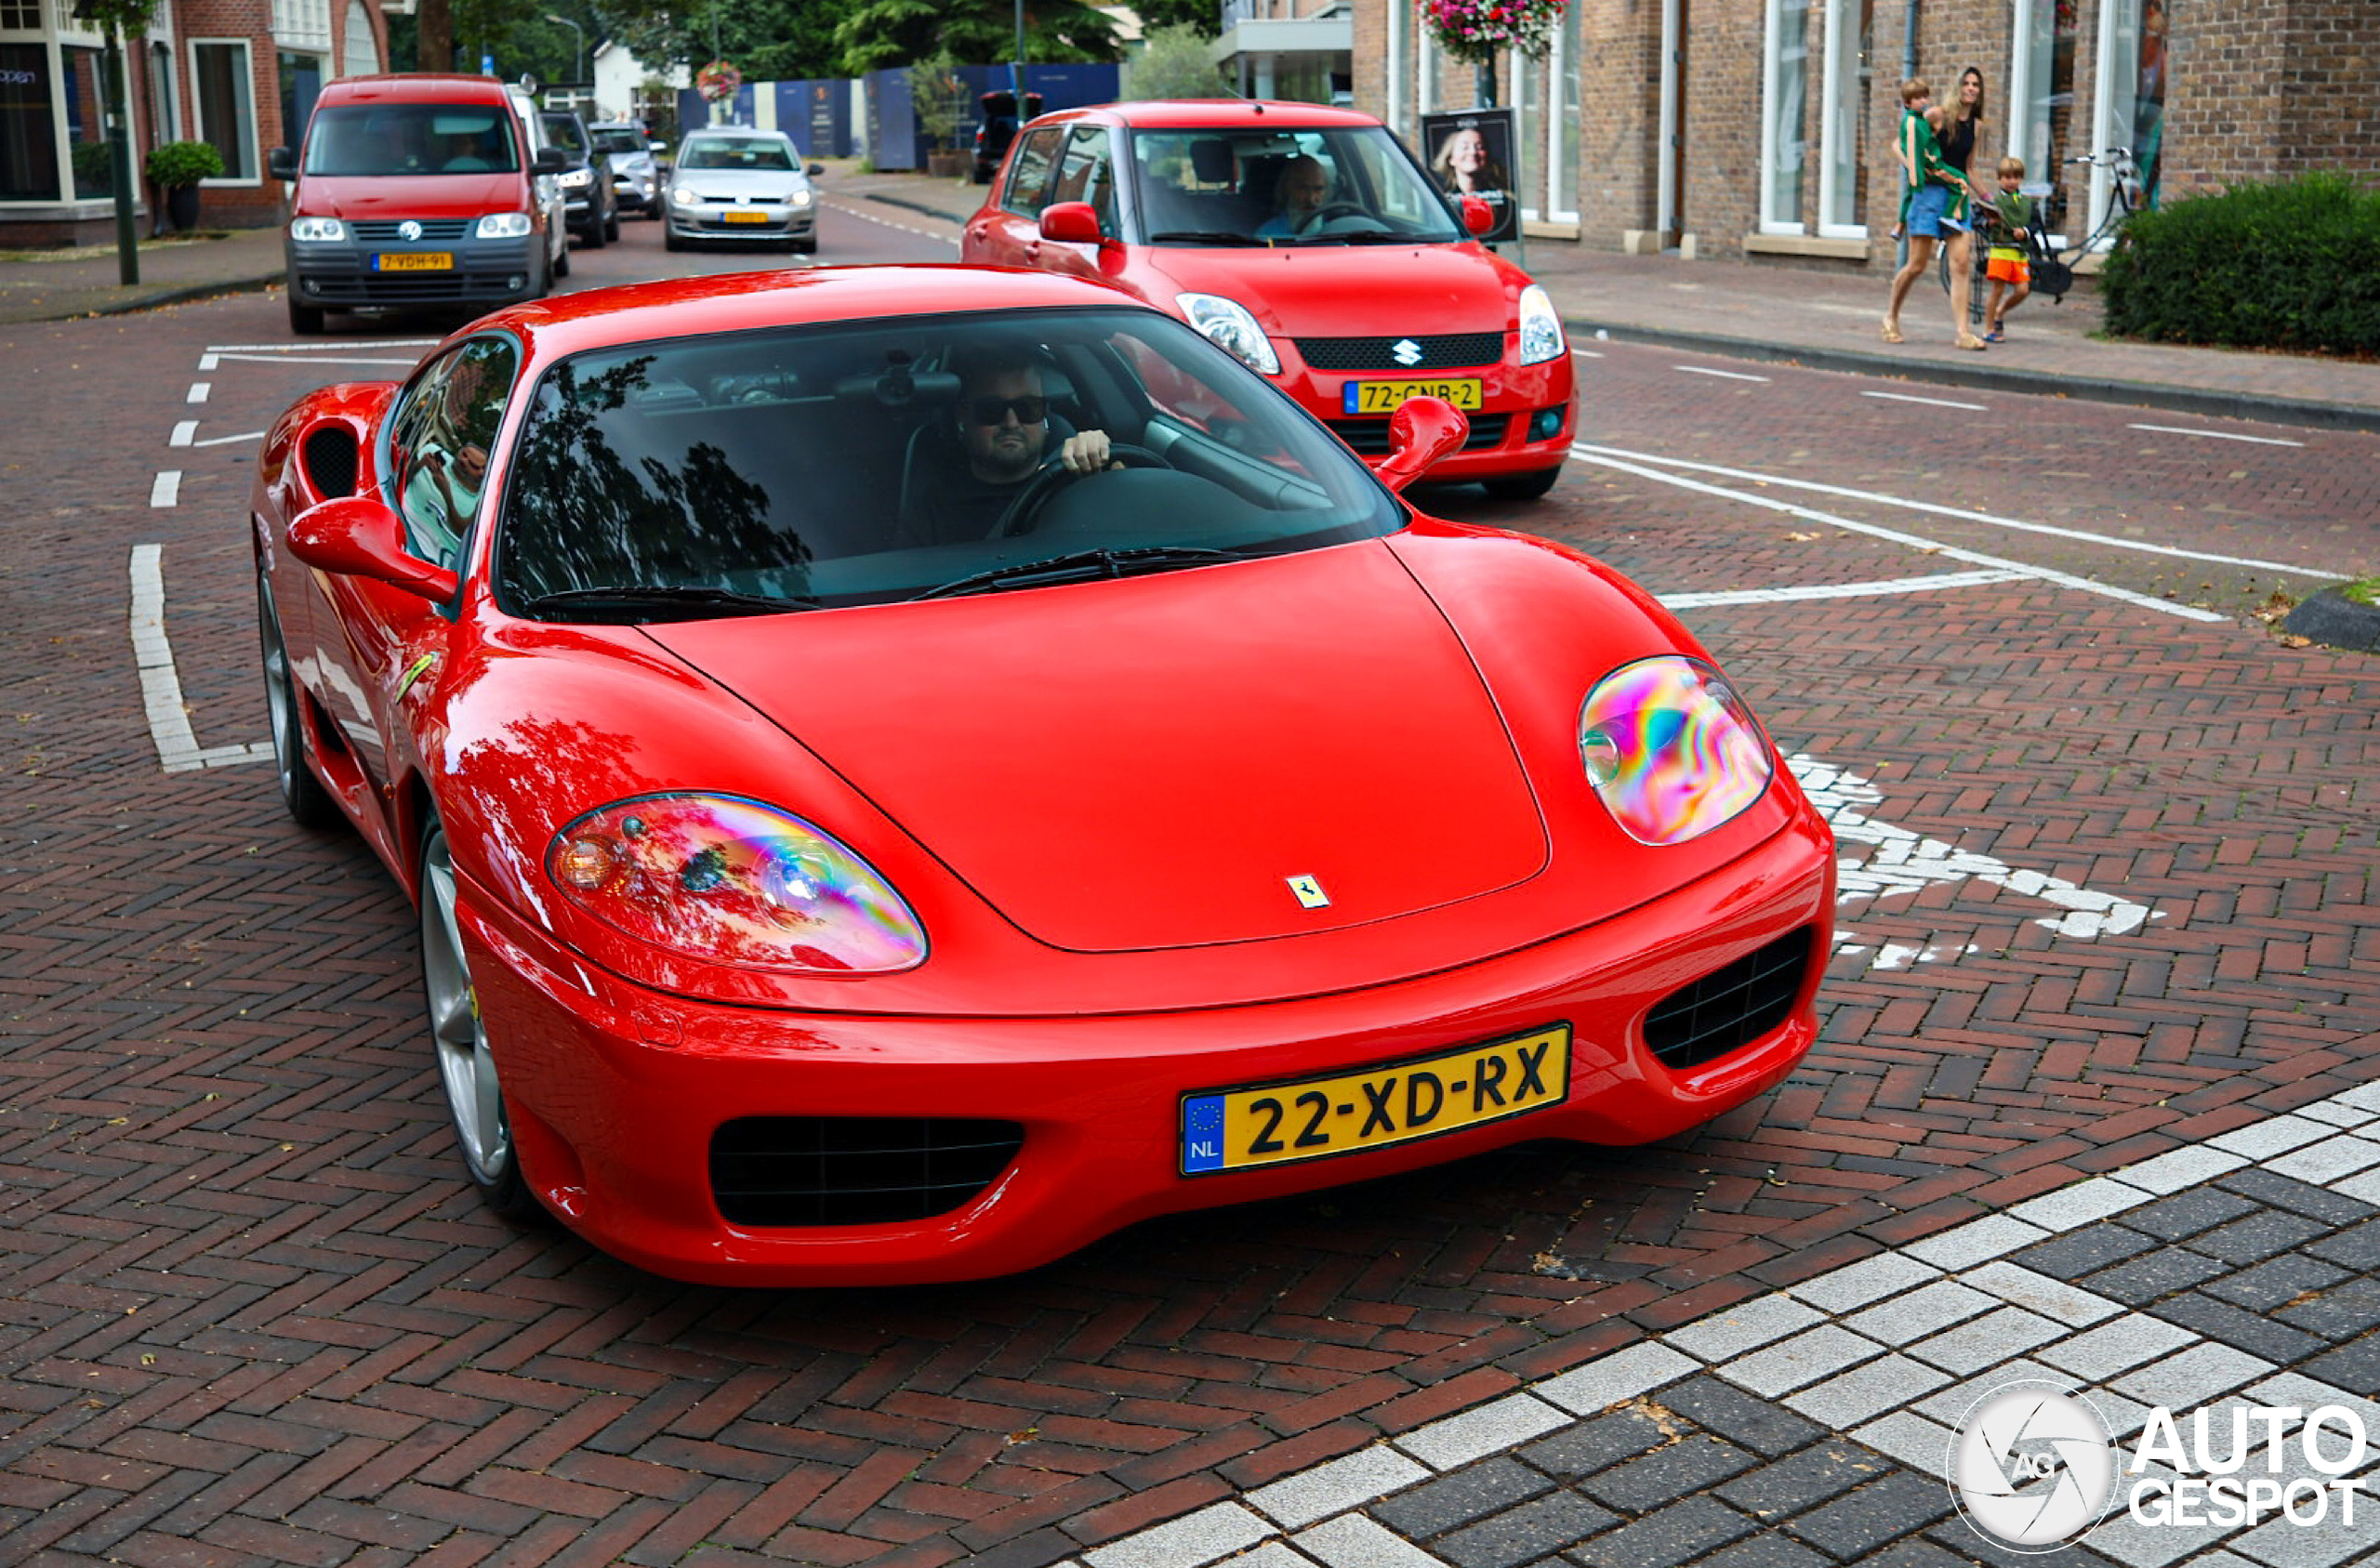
288, 217, 347, 242
475, 212, 535, 239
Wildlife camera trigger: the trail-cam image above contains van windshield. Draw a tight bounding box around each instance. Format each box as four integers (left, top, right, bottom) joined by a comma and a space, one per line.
304, 105, 521, 176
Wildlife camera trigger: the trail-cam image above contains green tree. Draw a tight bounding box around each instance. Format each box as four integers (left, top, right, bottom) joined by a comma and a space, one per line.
1123, 21, 1226, 99
909, 51, 969, 149
1130, 0, 1222, 36
835, 0, 1122, 75
594, 0, 844, 81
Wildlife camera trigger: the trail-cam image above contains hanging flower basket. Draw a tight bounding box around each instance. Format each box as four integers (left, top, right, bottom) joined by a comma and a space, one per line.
696, 60, 743, 103
1421, 0, 1567, 63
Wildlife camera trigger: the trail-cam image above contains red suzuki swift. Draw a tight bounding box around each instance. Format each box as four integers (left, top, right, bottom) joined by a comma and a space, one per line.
962, 100, 1576, 500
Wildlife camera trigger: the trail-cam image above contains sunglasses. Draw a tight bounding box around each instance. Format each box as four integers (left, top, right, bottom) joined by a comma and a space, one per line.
968, 394, 1048, 425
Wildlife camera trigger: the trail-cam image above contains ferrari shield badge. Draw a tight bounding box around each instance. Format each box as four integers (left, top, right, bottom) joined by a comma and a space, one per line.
1287, 875, 1330, 909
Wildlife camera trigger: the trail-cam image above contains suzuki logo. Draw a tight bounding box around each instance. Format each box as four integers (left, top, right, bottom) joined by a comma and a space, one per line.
1392, 337, 1424, 367
397, 219, 423, 242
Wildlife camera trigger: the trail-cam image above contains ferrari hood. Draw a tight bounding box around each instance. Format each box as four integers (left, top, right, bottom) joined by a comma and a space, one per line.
646, 542, 1550, 953
296, 173, 526, 221
1144, 243, 1519, 337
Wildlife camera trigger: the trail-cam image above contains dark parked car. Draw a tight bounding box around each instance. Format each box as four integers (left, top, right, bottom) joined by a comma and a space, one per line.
972, 89, 1043, 183
541, 108, 619, 246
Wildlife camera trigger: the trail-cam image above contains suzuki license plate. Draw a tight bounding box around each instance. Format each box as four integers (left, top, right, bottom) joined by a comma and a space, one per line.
1342, 377, 1484, 415
1180, 1025, 1570, 1175
371, 252, 454, 271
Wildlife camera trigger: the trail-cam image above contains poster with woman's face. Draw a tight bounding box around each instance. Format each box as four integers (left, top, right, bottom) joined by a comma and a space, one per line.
1421, 109, 1516, 243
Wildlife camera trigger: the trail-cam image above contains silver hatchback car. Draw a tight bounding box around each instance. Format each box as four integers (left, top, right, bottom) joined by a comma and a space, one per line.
662, 129, 825, 253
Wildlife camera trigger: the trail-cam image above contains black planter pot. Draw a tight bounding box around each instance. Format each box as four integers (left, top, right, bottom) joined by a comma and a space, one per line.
166, 183, 202, 231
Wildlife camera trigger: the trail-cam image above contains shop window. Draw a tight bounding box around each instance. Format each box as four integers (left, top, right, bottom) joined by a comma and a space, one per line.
192, 39, 256, 179
2011, 0, 2077, 233
1816, 0, 1872, 236
0, 42, 58, 201
65, 44, 108, 198
2094, 0, 2162, 215
1761, 0, 1813, 231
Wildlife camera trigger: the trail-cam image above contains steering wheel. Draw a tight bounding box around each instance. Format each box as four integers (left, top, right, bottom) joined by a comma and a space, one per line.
1297, 202, 1370, 234
992, 443, 1170, 537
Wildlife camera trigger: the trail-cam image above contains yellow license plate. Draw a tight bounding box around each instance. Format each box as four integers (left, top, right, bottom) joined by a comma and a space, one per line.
1181, 1025, 1570, 1175
371, 252, 453, 271
721, 209, 770, 224
1342, 377, 1485, 415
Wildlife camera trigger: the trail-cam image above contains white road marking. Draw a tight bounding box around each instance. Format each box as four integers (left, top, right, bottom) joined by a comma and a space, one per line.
2129, 422, 2305, 448
186, 382, 210, 404
169, 421, 197, 447
201, 337, 437, 353
1663, 570, 2028, 608
822, 197, 962, 247
1676, 364, 1770, 382
1862, 389, 1988, 411
1574, 442, 2327, 578
197, 353, 218, 371
190, 429, 267, 448
1571, 349, 1605, 359
149, 471, 180, 507
1576, 446, 2228, 622
129, 546, 273, 774
205, 352, 421, 367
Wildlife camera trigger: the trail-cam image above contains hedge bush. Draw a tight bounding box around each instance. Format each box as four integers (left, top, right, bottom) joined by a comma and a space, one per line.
2100, 173, 2380, 356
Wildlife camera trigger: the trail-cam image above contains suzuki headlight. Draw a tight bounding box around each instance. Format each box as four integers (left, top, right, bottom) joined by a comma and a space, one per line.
1577, 656, 1773, 846
1517, 283, 1567, 365
549, 795, 927, 974
1176, 293, 1280, 376
475, 212, 534, 239
288, 217, 347, 242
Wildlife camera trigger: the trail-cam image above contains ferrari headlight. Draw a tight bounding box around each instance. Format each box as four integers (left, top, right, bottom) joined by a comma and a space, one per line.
1517, 283, 1567, 365
1577, 656, 1773, 846
548, 795, 927, 974
288, 217, 347, 242
1176, 293, 1280, 376
475, 212, 534, 239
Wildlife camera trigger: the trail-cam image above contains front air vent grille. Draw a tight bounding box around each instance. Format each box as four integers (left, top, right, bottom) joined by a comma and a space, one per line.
1294, 332, 1504, 370
1644, 928, 1814, 1070
301, 424, 360, 497
1327, 413, 1511, 456
710, 1116, 1025, 1227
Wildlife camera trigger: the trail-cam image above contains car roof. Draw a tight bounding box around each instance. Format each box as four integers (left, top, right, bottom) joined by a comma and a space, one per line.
315, 73, 512, 107
1032, 99, 1386, 131
471, 264, 1153, 363
682, 127, 794, 141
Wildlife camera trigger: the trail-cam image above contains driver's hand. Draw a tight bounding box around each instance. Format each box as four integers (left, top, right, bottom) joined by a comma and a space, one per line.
1058, 429, 1115, 473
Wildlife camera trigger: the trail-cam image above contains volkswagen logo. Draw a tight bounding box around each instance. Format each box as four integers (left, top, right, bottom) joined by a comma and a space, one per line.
397, 219, 423, 243
1392, 337, 1424, 367
1949, 1382, 2117, 1552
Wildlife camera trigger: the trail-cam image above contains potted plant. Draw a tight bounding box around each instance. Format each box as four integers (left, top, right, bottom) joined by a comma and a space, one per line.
146, 138, 224, 231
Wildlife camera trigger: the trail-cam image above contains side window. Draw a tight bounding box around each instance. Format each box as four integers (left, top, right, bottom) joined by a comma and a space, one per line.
390, 336, 520, 568
1053, 126, 1117, 235
1001, 126, 1063, 217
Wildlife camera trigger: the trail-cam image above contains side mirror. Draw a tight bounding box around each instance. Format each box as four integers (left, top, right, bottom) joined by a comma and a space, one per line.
1372, 396, 1468, 493
535, 147, 568, 174
1461, 196, 1494, 238
1038, 200, 1109, 247
287, 494, 460, 605
806, 162, 825, 177
269, 146, 297, 180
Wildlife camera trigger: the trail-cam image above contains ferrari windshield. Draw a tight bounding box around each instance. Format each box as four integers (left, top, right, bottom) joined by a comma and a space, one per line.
1129, 125, 1467, 245
303, 105, 521, 176
496, 308, 1402, 619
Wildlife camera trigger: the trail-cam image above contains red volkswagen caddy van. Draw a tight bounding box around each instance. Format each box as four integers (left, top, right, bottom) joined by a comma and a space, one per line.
270, 75, 568, 335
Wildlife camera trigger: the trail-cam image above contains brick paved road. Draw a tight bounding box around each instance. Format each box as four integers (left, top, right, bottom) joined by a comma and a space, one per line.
1, 272, 2373, 1568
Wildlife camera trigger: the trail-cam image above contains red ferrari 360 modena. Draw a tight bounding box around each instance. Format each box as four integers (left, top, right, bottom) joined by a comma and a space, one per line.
961, 100, 1577, 500
251, 265, 1832, 1286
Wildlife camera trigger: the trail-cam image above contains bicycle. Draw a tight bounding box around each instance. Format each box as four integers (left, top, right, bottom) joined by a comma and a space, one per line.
1937, 146, 2140, 307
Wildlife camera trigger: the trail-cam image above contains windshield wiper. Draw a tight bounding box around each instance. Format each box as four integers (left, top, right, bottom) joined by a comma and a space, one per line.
911, 546, 1243, 602
1148, 230, 1268, 246
522, 584, 819, 620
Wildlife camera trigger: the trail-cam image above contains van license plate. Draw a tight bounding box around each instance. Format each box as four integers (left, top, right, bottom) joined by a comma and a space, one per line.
371, 252, 454, 271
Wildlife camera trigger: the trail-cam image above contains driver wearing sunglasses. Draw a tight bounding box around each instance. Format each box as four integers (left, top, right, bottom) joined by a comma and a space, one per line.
907, 347, 1117, 542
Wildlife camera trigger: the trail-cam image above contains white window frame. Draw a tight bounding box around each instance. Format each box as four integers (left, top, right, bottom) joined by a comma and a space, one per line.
1385, 0, 1406, 138
189, 37, 260, 186
2085, 0, 2140, 244
1758, 0, 1812, 233
1813, 0, 1865, 237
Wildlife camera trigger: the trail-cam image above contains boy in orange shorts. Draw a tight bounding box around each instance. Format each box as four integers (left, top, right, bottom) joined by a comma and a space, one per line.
1982, 155, 2034, 340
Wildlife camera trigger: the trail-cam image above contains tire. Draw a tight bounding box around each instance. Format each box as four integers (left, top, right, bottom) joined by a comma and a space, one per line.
287, 296, 325, 336
794, 234, 817, 255
1483, 466, 1563, 502
582, 216, 605, 249
663, 225, 684, 252
604, 203, 620, 242
419, 816, 539, 1219
553, 240, 570, 279
256, 569, 341, 829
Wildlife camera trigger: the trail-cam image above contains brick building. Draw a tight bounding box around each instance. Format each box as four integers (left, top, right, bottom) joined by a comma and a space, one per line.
1355, 0, 2378, 271
1, 0, 385, 245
